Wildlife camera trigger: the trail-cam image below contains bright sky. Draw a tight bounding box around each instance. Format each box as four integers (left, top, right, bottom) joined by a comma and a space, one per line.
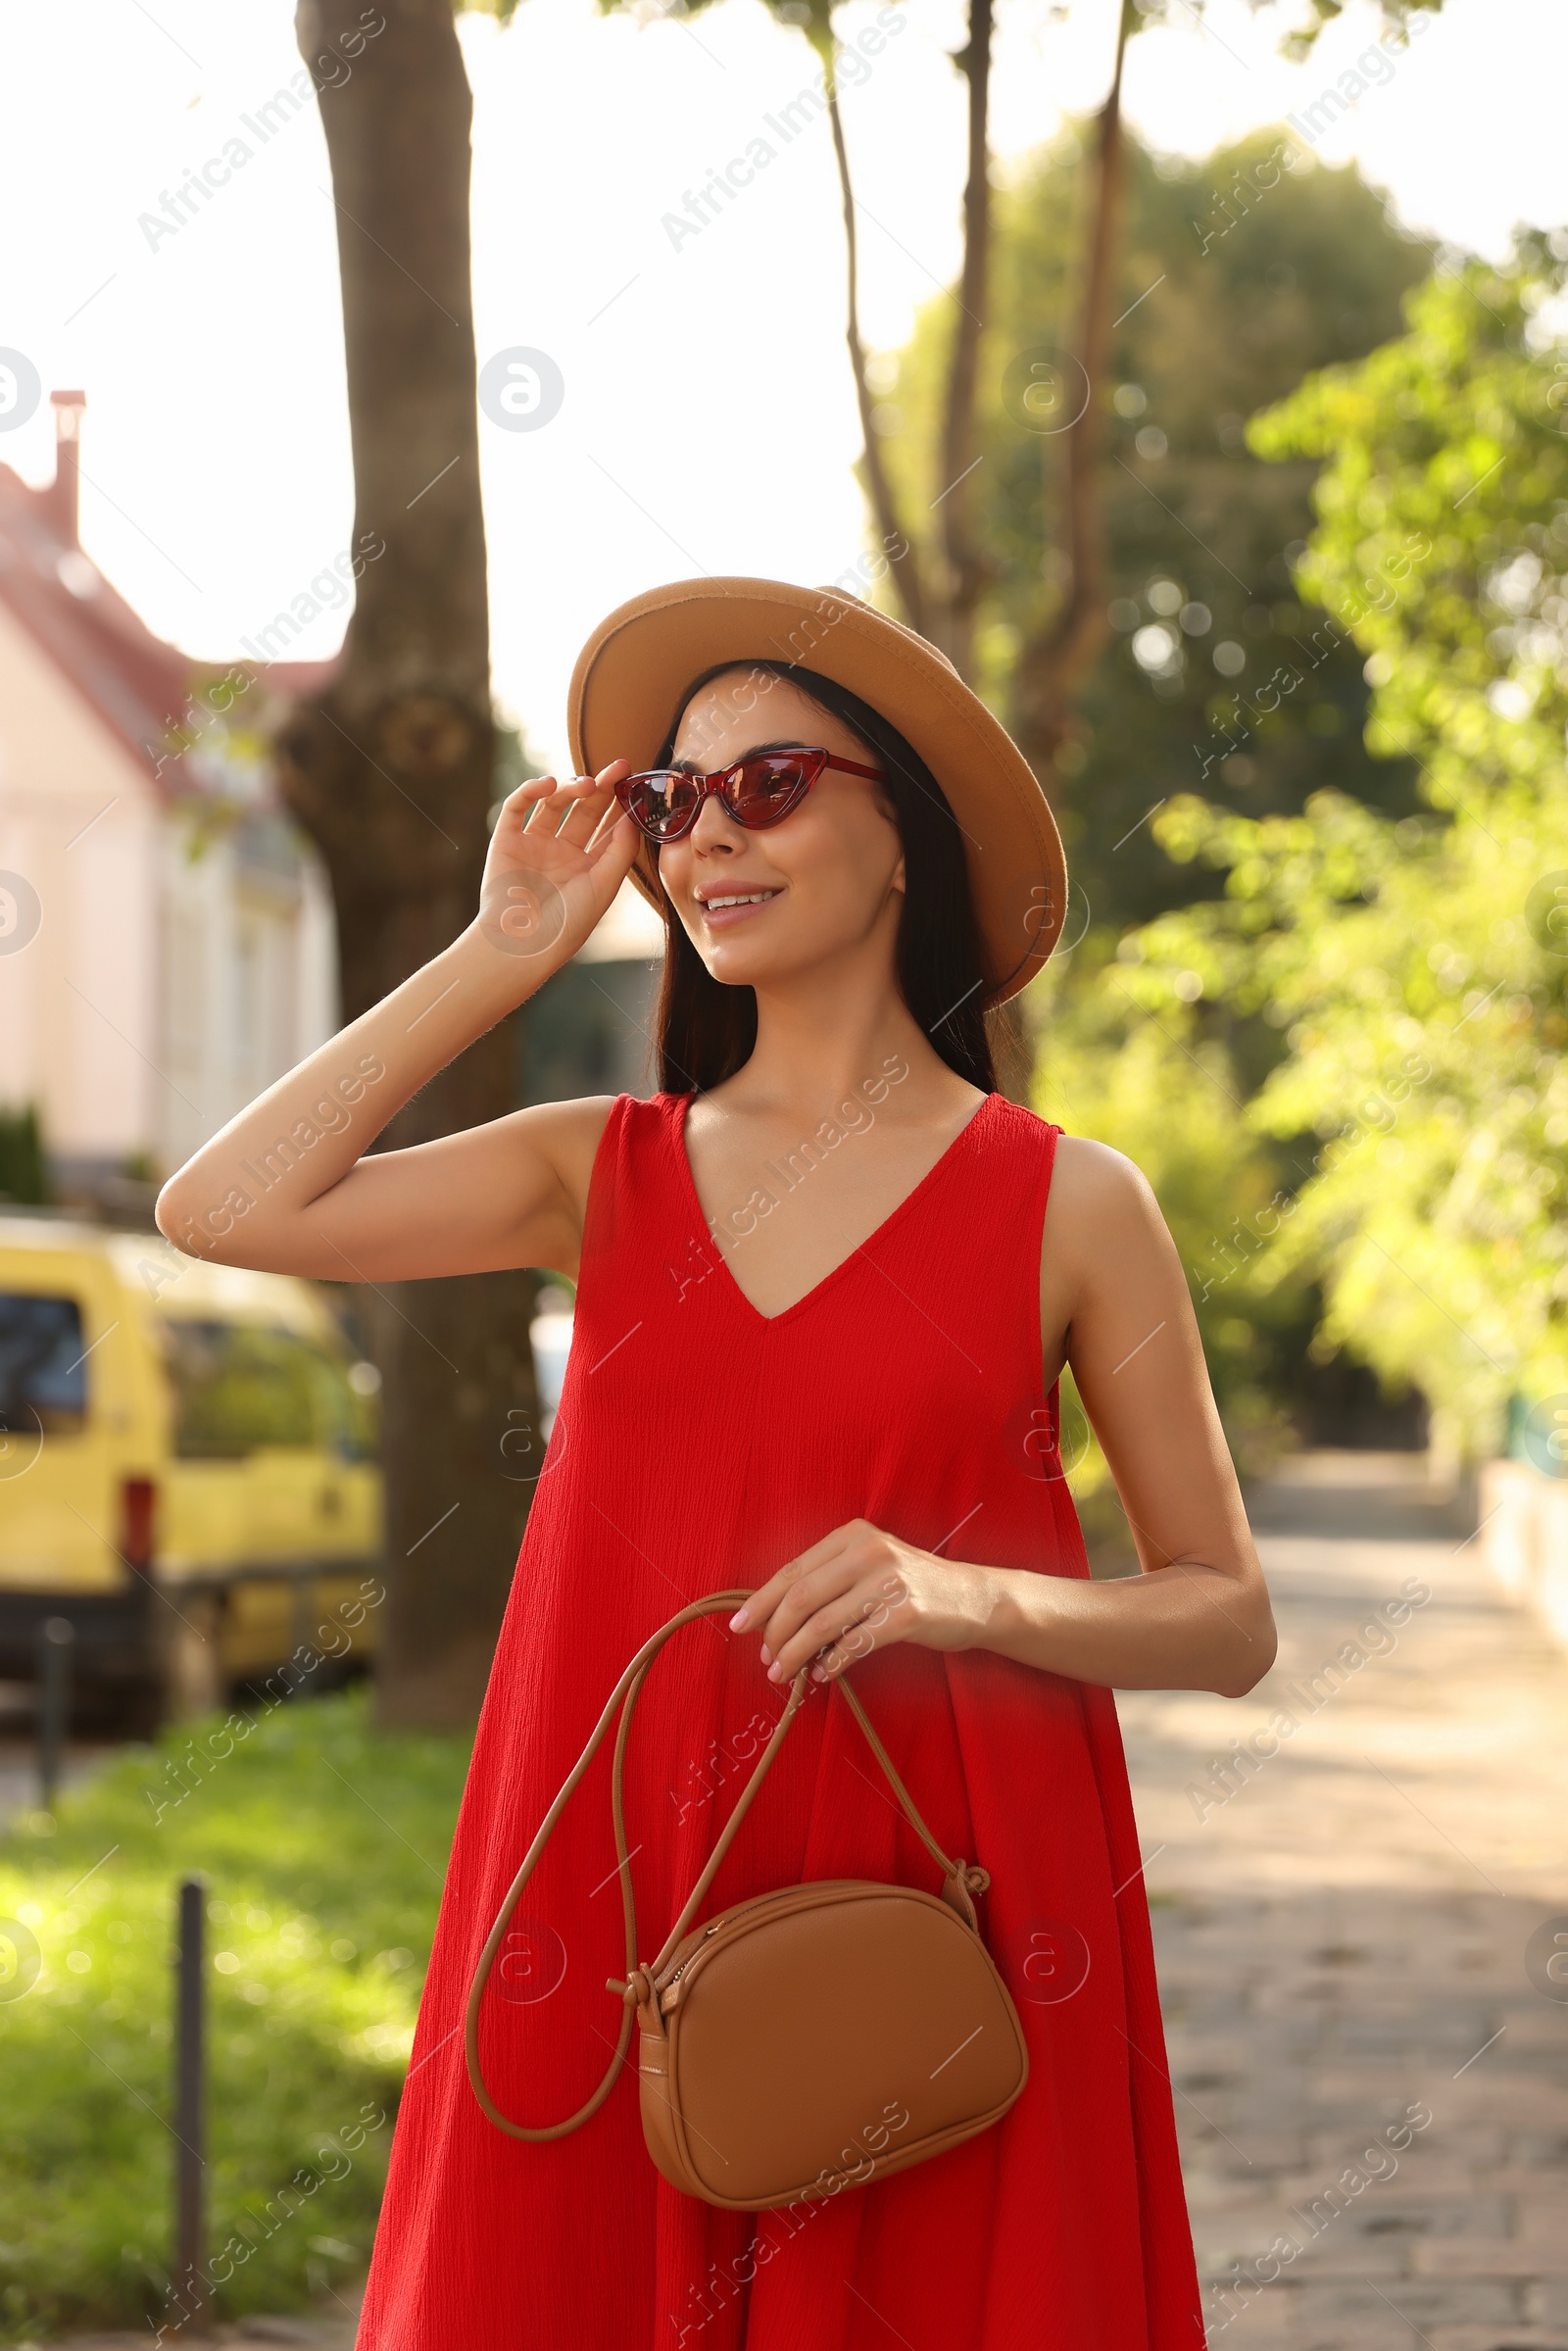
1, 0, 1564, 775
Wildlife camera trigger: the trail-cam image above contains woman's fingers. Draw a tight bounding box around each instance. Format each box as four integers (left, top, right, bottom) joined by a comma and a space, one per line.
732, 1521, 864, 1637
816, 1573, 908, 1678
767, 1571, 906, 1684
746, 1527, 884, 1677
588, 797, 634, 850
502, 774, 560, 832
503, 764, 624, 836
555, 773, 622, 849
588, 808, 641, 878
536, 759, 630, 850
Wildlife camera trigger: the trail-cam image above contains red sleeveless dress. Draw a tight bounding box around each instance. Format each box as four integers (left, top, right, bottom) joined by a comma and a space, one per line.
356, 1091, 1202, 2351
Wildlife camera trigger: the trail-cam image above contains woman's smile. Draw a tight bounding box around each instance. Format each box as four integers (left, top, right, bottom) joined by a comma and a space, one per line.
695, 884, 785, 926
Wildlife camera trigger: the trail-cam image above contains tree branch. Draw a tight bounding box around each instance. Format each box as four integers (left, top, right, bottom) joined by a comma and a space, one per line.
826, 75, 926, 635
935, 0, 996, 681
1014, 0, 1134, 761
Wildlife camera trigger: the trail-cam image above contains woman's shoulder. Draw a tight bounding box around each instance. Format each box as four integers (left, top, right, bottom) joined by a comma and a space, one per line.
524, 1087, 679, 1156
982, 1096, 1149, 1191
1043, 1130, 1164, 1253
508, 1092, 680, 1262
504, 1092, 612, 1205
551, 1088, 692, 1200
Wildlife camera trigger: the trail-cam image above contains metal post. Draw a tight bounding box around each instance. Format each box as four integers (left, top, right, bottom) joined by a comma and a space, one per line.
173, 1876, 209, 2334
37, 1615, 74, 1810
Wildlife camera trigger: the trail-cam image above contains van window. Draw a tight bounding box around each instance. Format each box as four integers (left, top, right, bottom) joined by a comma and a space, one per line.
0, 1292, 88, 1433
157, 1320, 377, 1461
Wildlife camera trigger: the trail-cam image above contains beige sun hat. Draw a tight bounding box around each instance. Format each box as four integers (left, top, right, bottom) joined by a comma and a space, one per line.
565, 575, 1067, 1004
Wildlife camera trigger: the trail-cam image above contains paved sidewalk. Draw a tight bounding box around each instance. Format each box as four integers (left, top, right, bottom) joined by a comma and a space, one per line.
37, 2318, 359, 2351
1118, 1453, 1568, 2351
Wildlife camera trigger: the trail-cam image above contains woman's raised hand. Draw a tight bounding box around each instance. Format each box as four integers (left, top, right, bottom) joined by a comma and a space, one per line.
155, 756, 645, 1281
471, 759, 642, 985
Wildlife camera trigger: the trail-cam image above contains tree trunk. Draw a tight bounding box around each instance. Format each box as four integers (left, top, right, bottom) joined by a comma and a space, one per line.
934, 0, 995, 682
283, 0, 541, 1729
1011, 0, 1133, 772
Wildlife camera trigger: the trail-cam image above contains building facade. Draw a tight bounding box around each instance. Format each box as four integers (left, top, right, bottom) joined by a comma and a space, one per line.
0, 391, 666, 1207
0, 392, 337, 1200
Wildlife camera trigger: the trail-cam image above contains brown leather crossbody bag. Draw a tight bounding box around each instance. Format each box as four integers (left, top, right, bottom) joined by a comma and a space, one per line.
466, 1590, 1029, 2211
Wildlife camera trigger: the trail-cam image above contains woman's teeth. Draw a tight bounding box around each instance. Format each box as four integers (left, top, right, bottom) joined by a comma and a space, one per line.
705, 890, 779, 909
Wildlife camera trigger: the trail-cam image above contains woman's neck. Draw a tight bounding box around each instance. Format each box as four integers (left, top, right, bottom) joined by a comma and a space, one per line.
717, 966, 977, 1122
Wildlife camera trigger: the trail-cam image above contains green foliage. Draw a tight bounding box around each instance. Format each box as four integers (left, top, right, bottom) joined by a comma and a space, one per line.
874, 128, 1435, 1445
0, 1690, 468, 2342
878, 131, 1432, 932
1248, 236, 1568, 811
0, 1105, 49, 1206
1030, 943, 1314, 1464
1279, 0, 1446, 60
1115, 239, 1568, 1450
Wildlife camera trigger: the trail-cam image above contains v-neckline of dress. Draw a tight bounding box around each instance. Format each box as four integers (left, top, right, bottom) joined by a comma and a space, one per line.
670, 1088, 999, 1331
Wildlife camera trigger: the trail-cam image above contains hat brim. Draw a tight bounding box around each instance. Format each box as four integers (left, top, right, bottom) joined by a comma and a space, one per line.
565, 575, 1066, 1005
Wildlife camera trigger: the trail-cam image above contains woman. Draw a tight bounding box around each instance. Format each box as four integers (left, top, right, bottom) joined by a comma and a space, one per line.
158, 575, 1274, 2349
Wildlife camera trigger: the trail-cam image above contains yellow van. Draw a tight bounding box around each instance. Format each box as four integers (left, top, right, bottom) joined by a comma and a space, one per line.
0, 1214, 383, 1730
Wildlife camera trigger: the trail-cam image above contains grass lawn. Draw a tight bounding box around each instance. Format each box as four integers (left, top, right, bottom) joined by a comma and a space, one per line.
0, 1688, 470, 2344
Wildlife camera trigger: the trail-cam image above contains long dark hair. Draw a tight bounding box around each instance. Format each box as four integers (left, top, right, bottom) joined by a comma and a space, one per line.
649, 661, 997, 1096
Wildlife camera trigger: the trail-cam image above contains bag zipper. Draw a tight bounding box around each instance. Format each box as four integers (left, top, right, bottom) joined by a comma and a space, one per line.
660, 1882, 823, 1992
662, 1920, 722, 1992
656, 1881, 872, 2006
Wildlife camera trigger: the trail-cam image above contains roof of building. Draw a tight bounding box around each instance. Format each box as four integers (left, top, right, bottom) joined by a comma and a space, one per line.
0, 406, 332, 804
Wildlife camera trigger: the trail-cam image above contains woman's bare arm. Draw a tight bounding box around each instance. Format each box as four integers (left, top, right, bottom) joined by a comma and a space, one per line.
978, 1135, 1275, 1694
739, 1137, 1276, 1698
155, 765, 640, 1283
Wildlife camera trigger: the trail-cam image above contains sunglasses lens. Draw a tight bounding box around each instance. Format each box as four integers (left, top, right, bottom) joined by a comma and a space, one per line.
730, 756, 811, 825
626, 771, 696, 837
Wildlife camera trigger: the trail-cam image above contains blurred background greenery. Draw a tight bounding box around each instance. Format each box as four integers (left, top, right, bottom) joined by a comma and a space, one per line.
870, 134, 1568, 1485
0, 1694, 466, 2342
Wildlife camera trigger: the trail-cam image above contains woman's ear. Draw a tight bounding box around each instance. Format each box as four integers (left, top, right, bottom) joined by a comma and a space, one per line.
871, 789, 906, 898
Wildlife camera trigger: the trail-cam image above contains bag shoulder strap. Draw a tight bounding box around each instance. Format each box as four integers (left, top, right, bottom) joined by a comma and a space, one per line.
465, 1590, 990, 2141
